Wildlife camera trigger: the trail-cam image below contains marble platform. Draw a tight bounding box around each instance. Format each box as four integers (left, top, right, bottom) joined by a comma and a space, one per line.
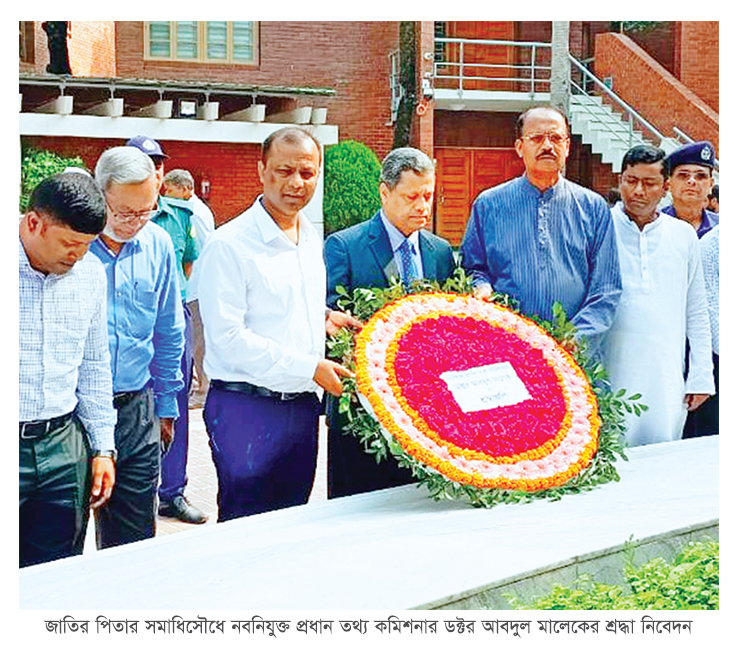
19, 435, 718, 610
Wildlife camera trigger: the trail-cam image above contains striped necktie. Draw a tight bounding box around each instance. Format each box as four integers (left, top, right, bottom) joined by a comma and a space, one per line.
399, 239, 419, 286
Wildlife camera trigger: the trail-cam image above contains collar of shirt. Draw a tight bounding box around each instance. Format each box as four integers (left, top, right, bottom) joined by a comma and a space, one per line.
160, 195, 194, 214
256, 195, 314, 247
661, 204, 718, 236
379, 209, 421, 255
92, 230, 144, 260
18, 238, 73, 281
519, 173, 565, 200
614, 202, 665, 234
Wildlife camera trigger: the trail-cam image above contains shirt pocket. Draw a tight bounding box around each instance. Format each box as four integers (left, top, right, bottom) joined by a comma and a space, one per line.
127, 287, 158, 339
46, 292, 93, 370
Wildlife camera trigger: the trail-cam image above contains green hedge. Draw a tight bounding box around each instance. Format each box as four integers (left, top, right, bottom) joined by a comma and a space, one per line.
323, 140, 381, 236
20, 146, 87, 213
506, 538, 719, 610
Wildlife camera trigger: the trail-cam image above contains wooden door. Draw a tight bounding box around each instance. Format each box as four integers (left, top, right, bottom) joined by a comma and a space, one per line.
434, 148, 471, 245
434, 147, 524, 246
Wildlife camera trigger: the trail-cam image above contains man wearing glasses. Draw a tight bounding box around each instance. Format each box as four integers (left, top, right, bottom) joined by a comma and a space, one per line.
461, 106, 621, 355
90, 146, 185, 548
126, 136, 208, 527
661, 141, 718, 239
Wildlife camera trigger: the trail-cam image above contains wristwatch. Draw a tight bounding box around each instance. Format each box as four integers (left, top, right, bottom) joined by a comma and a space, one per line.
92, 449, 118, 462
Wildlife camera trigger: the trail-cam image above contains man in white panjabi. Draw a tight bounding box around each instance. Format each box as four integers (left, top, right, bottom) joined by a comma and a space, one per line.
603, 144, 714, 447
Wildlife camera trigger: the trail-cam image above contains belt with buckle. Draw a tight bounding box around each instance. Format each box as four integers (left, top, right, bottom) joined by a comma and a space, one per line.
19, 412, 74, 440
211, 379, 313, 401
113, 385, 150, 409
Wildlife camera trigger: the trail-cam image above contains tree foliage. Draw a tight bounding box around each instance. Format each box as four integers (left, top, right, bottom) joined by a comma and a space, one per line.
20, 145, 87, 212
322, 140, 382, 236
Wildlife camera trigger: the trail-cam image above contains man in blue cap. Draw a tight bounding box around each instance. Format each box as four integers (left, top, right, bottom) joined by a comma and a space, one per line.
662, 141, 719, 239
126, 135, 208, 525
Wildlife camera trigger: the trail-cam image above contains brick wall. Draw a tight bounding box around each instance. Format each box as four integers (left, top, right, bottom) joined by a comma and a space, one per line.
69, 22, 116, 77
676, 22, 719, 113
115, 21, 400, 160
22, 135, 261, 226
19, 22, 116, 76
595, 32, 719, 154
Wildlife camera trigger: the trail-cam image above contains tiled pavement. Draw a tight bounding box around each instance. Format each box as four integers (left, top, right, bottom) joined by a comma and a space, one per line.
84, 405, 328, 552
156, 407, 329, 535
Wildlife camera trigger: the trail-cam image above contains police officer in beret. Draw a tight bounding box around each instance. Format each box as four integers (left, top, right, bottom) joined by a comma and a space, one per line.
662, 141, 719, 239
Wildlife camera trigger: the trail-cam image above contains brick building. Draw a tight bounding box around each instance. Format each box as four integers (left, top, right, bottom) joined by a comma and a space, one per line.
20, 20, 718, 243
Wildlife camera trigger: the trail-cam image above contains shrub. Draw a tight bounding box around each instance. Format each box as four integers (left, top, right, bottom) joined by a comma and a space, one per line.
506, 538, 719, 610
20, 146, 87, 212
323, 140, 382, 236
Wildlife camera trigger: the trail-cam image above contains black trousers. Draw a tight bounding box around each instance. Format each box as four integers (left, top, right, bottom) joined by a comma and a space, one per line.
19, 415, 90, 568
683, 352, 720, 438
95, 386, 160, 549
326, 396, 414, 499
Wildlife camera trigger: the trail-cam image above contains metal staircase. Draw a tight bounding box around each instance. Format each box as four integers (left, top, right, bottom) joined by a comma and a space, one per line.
429, 37, 717, 180
568, 56, 682, 173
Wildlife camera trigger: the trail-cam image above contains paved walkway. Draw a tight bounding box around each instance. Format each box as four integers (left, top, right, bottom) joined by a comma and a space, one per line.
84, 406, 328, 552
157, 407, 329, 534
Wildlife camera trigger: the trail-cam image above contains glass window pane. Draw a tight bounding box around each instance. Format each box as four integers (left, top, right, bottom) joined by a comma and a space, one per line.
149, 21, 170, 58
206, 21, 227, 60
232, 22, 254, 61
176, 21, 198, 59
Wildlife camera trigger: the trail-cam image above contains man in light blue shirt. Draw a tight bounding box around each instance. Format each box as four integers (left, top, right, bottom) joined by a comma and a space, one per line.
127, 137, 207, 526
461, 106, 621, 353
90, 146, 185, 548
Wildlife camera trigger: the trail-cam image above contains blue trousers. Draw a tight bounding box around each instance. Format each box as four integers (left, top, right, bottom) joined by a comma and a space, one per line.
159, 303, 193, 502
203, 387, 320, 522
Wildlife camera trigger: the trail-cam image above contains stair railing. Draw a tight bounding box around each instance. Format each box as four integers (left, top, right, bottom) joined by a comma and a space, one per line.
568, 54, 666, 149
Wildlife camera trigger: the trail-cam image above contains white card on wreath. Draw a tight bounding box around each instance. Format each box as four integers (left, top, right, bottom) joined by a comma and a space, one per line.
440, 362, 532, 413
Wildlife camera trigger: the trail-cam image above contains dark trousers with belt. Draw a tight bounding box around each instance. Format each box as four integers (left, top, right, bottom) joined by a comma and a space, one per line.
326, 396, 415, 498
203, 384, 320, 522
159, 302, 193, 502
95, 386, 160, 549
19, 414, 89, 568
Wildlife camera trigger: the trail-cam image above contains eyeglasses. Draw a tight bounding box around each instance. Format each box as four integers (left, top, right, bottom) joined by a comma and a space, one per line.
106, 201, 158, 224
521, 132, 570, 146
672, 170, 711, 183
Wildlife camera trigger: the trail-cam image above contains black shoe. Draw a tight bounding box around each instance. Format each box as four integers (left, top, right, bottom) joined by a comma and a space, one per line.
158, 495, 208, 524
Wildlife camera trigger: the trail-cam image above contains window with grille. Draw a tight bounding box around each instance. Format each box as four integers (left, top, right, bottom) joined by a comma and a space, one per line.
146, 21, 257, 64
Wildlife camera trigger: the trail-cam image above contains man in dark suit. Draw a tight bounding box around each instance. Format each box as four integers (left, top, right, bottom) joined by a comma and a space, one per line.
324, 147, 456, 497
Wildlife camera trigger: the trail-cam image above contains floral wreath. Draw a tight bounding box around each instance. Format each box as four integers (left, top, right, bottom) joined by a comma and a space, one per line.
327, 268, 643, 508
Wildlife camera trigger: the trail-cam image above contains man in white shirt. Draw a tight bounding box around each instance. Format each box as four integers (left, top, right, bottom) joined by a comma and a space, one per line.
602, 144, 714, 446
197, 127, 359, 522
